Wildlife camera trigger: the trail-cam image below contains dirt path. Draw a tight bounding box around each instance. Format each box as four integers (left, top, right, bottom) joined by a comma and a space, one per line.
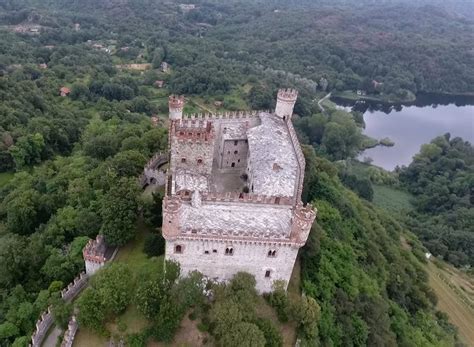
315, 92, 331, 114
426, 261, 474, 346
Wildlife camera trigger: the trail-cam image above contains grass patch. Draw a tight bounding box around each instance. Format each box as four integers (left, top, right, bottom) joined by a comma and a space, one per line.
73, 327, 108, 347
372, 185, 413, 213
108, 305, 150, 335
114, 220, 155, 271
0, 172, 14, 187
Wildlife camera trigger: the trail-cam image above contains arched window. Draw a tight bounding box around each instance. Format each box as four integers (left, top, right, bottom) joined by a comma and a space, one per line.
181, 157, 186, 163
175, 245, 183, 254
265, 270, 271, 278
197, 158, 203, 165
225, 247, 234, 256
268, 250, 277, 257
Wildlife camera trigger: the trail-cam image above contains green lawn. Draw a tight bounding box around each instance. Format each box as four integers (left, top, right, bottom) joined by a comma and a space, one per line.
0, 172, 14, 187
114, 220, 159, 271
372, 185, 414, 213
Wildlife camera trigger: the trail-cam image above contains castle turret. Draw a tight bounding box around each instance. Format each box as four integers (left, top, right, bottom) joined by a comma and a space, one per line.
82, 235, 107, 275
290, 203, 317, 244
162, 196, 182, 240
275, 88, 298, 120
169, 95, 185, 120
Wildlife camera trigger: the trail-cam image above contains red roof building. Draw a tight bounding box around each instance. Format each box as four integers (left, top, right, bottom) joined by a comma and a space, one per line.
60, 87, 71, 97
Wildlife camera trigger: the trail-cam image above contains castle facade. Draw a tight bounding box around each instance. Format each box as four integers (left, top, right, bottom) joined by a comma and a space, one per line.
162, 89, 316, 293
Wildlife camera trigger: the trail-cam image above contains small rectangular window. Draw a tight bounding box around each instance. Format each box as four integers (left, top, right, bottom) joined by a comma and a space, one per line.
181, 158, 186, 163
234, 140, 238, 146
212, 249, 217, 253
204, 250, 209, 254
265, 270, 271, 278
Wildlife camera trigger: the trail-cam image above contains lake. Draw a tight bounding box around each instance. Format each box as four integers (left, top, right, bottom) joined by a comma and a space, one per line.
332, 94, 474, 171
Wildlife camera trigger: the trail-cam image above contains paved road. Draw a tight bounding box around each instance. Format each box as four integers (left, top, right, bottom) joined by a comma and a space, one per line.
42, 326, 62, 347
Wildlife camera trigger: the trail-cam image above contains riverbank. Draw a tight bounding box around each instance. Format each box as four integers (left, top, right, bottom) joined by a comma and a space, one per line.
332, 90, 416, 104
332, 90, 474, 110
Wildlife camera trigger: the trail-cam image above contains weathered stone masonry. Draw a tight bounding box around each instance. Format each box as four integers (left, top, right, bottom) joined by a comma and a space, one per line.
161, 90, 316, 293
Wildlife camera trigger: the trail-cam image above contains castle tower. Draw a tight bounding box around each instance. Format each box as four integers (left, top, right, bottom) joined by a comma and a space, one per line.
290, 203, 317, 244
82, 235, 107, 275
162, 196, 182, 240
169, 95, 185, 120
275, 88, 298, 120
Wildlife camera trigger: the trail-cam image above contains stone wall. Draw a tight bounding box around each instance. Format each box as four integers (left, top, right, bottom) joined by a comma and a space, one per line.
166, 238, 299, 293
174, 190, 294, 206
60, 316, 78, 347
285, 119, 306, 200
183, 110, 267, 121
220, 139, 248, 169
30, 272, 90, 347
140, 151, 168, 187
60, 272, 88, 302
171, 139, 214, 177
30, 307, 53, 347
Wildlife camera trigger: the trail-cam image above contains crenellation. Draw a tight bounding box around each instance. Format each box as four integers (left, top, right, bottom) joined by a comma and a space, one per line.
160, 88, 316, 293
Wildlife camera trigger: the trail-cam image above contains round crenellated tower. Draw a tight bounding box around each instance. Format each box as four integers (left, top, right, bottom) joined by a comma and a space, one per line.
162, 196, 182, 240
275, 88, 298, 120
290, 203, 317, 245
169, 95, 185, 120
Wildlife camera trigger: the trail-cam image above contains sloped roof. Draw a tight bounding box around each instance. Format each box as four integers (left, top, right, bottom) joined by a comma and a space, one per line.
246, 112, 298, 197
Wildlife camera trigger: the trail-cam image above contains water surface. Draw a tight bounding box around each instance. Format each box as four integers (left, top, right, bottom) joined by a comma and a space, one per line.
361, 104, 474, 170
332, 94, 474, 170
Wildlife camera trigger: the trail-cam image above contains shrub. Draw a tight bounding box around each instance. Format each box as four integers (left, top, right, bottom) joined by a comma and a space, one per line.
266, 281, 289, 322
197, 322, 209, 332
143, 232, 165, 257
253, 318, 283, 347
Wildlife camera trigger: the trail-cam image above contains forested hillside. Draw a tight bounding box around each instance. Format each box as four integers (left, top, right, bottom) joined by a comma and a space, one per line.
399, 135, 474, 267
300, 147, 459, 346
0, 0, 472, 345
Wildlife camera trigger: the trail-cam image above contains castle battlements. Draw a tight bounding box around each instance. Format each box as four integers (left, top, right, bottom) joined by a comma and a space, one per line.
174, 190, 294, 206
161, 88, 316, 293
169, 95, 185, 108
182, 109, 270, 121
144, 151, 168, 170
277, 88, 298, 101
172, 119, 215, 143
82, 235, 106, 264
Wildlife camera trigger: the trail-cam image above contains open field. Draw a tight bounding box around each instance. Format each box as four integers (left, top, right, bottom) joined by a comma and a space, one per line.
426, 260, 474, 346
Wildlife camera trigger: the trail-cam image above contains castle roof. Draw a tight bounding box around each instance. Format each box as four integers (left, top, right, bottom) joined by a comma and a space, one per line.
180, 202, 292, 238
175, 168, 209, 192
247, 113, 298, 197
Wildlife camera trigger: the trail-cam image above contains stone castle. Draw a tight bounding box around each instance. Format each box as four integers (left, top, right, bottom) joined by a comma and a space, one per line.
162, 89, 316, 293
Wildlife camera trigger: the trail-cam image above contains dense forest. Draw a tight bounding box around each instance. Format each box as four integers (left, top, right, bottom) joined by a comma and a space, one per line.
0, 0, 472, 345
399, 135, 474, 267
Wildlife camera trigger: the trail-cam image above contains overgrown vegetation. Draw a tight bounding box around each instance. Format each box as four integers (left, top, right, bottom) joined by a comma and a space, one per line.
300, 146, 459, 346
0, 0, 472, 345
399, 134, 474, 267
